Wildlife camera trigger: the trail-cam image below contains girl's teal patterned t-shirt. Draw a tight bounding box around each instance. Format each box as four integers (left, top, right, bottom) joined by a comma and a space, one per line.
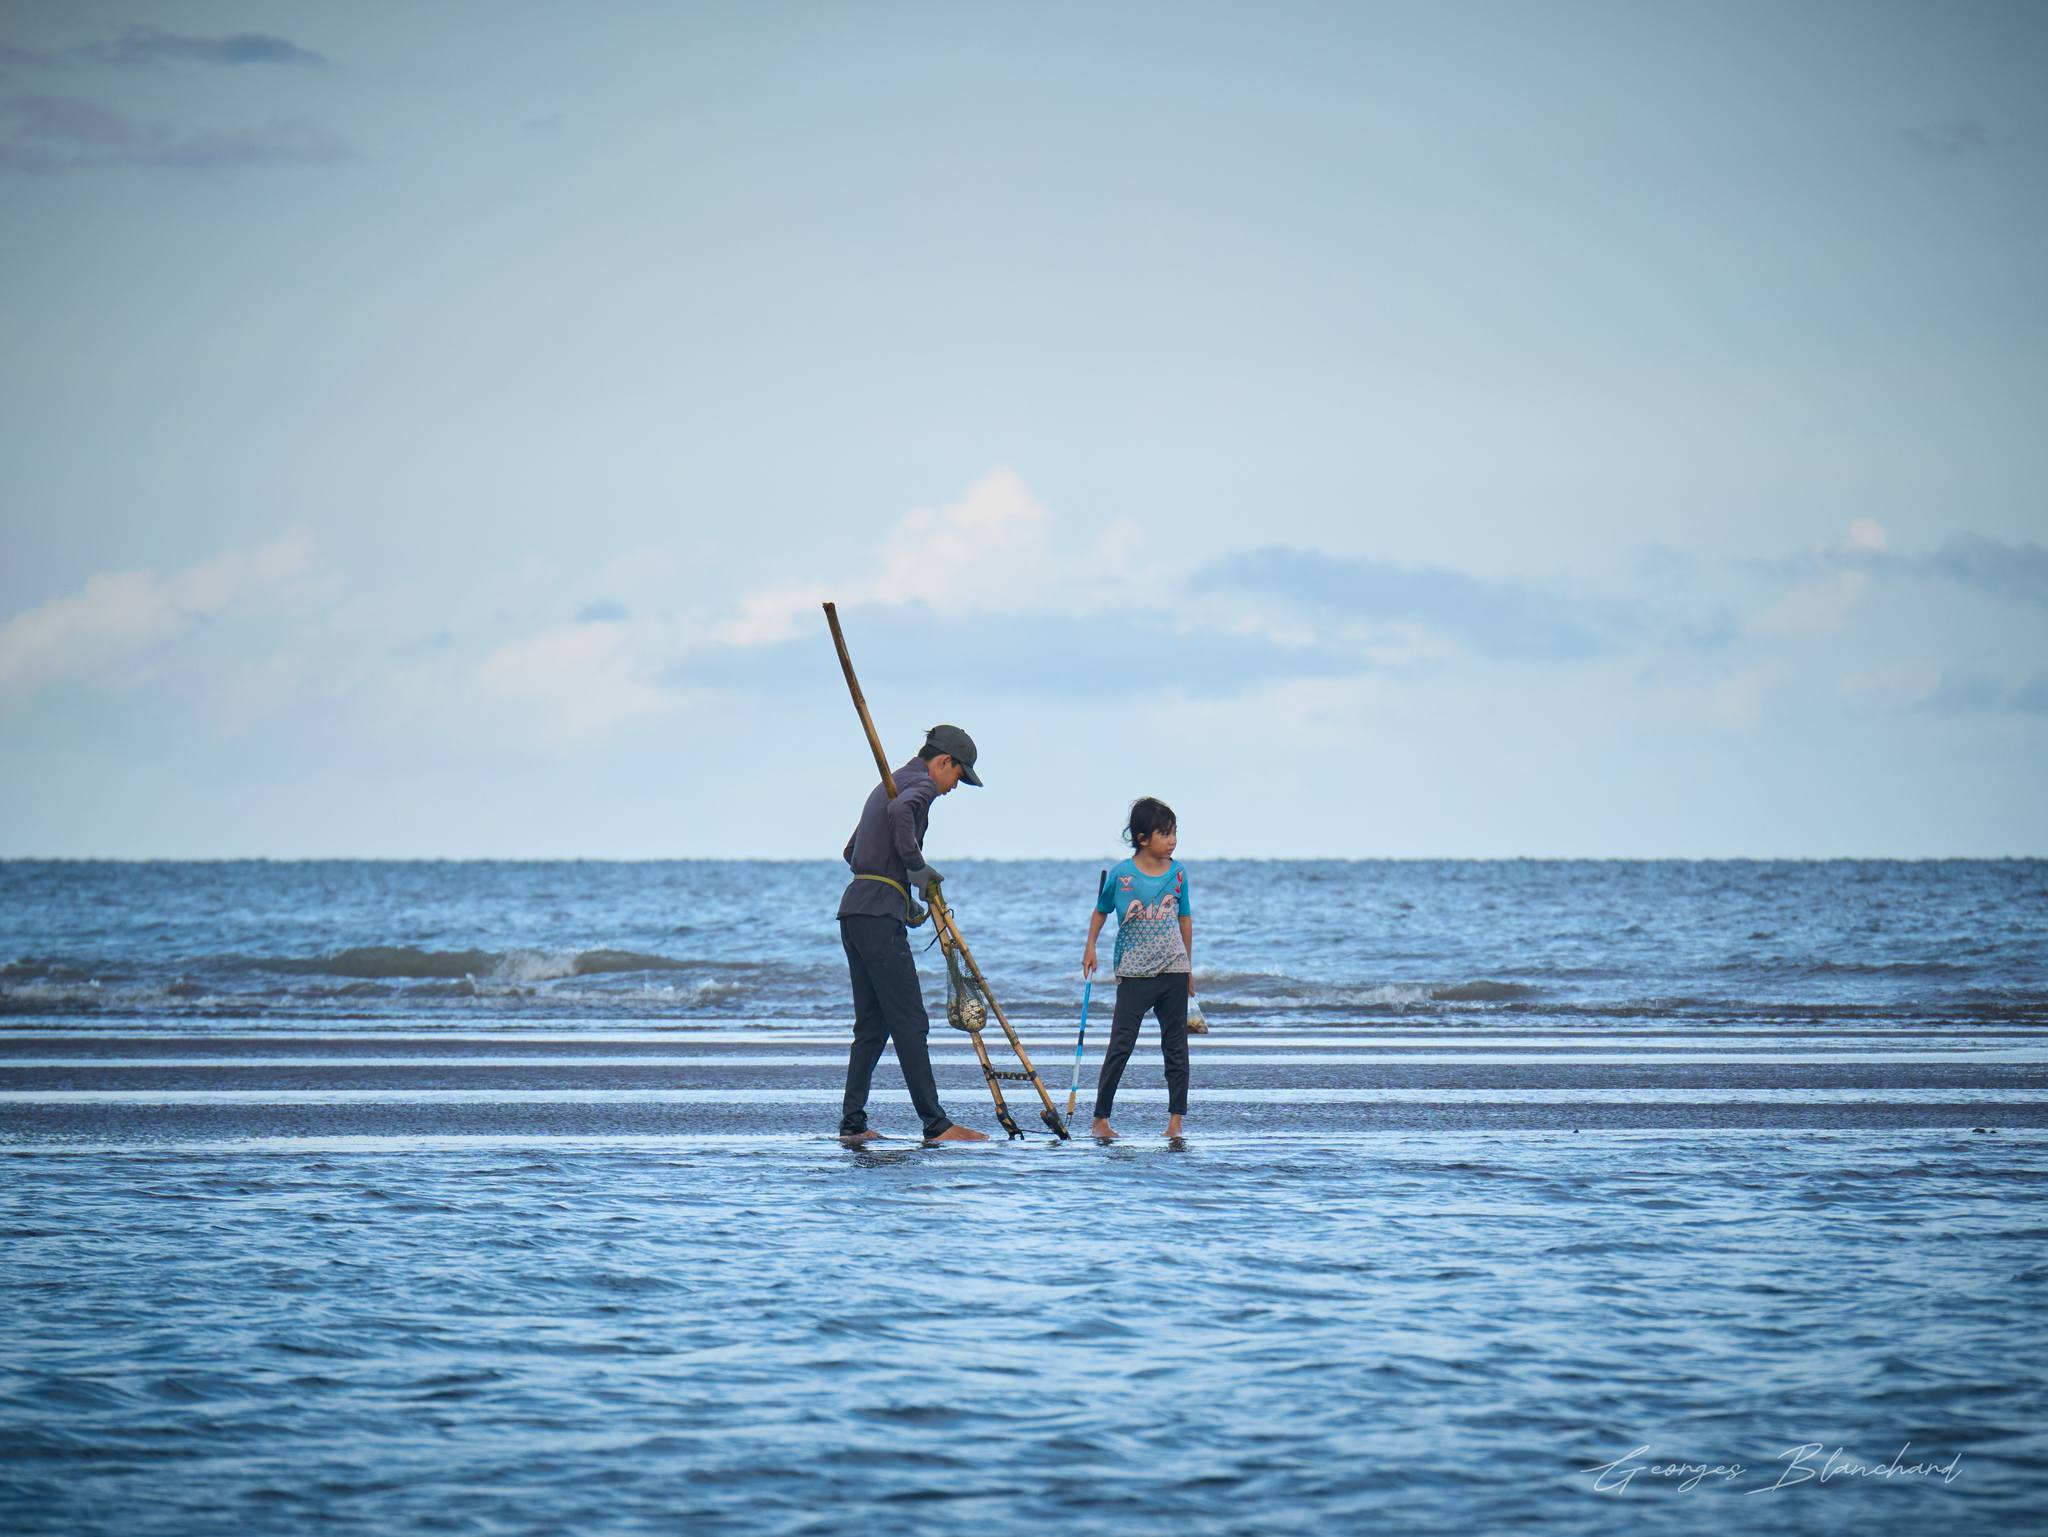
1096, 859, 1193, 977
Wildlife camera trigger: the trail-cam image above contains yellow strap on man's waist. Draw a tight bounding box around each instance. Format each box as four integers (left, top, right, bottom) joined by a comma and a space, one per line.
854, 872, 919, 922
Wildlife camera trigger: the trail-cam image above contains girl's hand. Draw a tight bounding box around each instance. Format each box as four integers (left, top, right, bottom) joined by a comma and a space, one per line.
1082, 942, 1097, 980
1187, 974, 1197, 996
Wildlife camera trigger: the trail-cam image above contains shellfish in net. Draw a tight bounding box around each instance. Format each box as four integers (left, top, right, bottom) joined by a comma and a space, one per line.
942, 938, 988, 1033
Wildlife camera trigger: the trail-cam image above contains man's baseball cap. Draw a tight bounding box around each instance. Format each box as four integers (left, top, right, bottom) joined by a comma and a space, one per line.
924, 724, 983, 786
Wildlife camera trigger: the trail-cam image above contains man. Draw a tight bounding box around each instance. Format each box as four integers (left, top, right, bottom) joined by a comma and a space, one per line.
836, 724, 990, 1144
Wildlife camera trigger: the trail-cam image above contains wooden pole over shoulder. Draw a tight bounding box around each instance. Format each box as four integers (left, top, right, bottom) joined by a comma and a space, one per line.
823, 602, 898, 800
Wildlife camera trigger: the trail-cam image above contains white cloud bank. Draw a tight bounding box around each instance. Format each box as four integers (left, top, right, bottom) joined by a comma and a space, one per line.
715, 466, 1136, 646
0, 529, 316, 695
472, 466, 1139, 741
478, 616, 683, 741
1749, 519, 1889, 638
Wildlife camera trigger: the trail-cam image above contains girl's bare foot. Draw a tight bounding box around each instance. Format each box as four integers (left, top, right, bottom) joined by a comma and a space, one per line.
1165, 1114, 1184, 1138
1092, 1118, 1118, 1141
837, 1129, 883, 1144
928, 1124, 989, 1143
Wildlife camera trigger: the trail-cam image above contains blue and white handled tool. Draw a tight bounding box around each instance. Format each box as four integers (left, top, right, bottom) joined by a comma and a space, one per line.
1065, 868, 1108, 1122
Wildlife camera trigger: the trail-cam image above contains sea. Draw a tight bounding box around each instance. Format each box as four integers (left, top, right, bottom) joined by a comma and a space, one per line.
2, 858, 2044, 1534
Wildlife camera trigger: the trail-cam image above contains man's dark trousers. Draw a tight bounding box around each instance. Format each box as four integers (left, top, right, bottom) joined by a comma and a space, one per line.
1092, 972, 1191, 1119
839, 914, 954, 1139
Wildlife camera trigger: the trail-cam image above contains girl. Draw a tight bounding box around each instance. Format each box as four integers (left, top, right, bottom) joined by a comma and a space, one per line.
1081, 796, 1195, 1140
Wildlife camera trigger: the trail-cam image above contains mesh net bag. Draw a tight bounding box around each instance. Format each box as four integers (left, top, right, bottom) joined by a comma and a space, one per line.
942, 935, 988, 1034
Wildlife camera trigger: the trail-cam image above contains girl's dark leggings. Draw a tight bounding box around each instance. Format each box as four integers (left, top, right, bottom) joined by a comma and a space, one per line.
1092, 971, 1190, 1119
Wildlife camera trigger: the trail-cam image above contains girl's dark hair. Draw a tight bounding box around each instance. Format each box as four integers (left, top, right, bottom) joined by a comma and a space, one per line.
1124, 797, 1177, 850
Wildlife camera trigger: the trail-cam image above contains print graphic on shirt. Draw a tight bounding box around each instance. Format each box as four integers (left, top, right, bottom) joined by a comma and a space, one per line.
1113, 867, 1188, 977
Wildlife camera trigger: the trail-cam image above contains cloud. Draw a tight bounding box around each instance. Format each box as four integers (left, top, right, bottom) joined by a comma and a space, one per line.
0, 92, 133, 147
1748, 521, 1890, 637
1750, 567, 1871, 637
716, 467, 1134, 646
1917, 532, 2048, 609
0, 99, 358, 173
455, 552, 705, 745
1711, 663, 1774, 728
1838, 661, 1940, 707
477, 466, 1358, 744
1190, 545, 1611, 662
1774, 524, 2048, 612
1917, 669, 2006, 717
396, 629, 455, 657
134, 118, 357, 172
0, 45, 56, 76
479, 621, 680, 740
687, 599, 1363, 698
1912, 669, 2048, 718
78, 27, 333, 70
1905, 118, 1991, 157
0, 530, 317, 695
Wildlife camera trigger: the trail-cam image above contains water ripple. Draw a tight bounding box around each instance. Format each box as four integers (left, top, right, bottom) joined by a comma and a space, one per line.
2, 1131, 2043, 1533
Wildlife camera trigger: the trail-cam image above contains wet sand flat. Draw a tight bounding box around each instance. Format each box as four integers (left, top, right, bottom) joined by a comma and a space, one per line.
5, 1024, 2042, 1145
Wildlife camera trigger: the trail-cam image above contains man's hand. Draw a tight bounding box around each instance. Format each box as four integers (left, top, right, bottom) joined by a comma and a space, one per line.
1082, 941, 1098, 980
907, 864, 943, 896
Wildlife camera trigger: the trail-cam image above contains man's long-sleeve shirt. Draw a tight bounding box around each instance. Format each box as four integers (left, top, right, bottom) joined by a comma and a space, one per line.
837, 758, 939, 923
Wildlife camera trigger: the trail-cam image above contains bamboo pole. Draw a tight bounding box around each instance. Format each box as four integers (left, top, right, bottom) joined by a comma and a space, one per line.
824, 602, 897, 798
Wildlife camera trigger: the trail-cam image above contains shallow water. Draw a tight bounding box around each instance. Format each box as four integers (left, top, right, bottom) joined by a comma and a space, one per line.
5, 1127, 2045, 1535
2, 861, 2044, 1532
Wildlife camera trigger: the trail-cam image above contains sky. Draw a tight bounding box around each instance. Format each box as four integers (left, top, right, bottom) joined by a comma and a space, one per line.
0, 0, 2044, 859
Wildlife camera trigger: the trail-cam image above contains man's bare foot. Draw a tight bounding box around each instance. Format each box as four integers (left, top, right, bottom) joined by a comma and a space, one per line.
837, 1129, 883, 1144
1092, 1118, 1118, 1141
927, 1124, 989, 1143
1165, 1114, 1184, 1138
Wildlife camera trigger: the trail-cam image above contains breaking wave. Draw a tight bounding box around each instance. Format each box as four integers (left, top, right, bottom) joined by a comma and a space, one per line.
264, 946, 694, 982
1189, 969, 1542, 1012
1432, 980, 1542, 1002
5, 857, 2043, 1027
0, 944, 777, 1018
